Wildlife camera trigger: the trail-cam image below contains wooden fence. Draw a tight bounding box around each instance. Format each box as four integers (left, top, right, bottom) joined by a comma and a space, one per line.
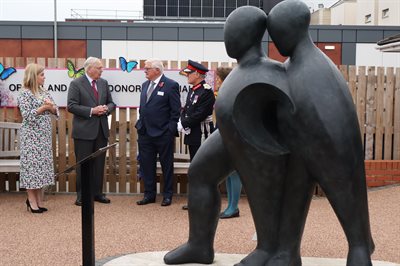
0, 57, 399, 193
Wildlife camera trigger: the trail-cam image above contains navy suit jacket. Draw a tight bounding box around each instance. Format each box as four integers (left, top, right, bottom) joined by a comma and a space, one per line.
135, 74, 181, 137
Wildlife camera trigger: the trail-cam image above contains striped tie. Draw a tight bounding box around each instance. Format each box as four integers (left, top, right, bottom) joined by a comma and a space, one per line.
146, 81, 156, 102
91, 80, 99, 100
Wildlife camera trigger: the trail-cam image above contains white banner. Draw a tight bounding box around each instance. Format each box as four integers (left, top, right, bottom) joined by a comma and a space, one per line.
0, 68, 215, 107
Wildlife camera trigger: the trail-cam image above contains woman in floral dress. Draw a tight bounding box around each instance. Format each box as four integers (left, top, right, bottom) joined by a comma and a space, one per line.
17, 63, 58, 213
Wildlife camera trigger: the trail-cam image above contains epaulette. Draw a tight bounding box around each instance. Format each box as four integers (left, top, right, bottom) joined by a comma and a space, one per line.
203, 84, 212, 90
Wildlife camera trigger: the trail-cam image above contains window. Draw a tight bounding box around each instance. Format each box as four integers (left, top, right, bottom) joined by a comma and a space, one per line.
202, 0, 213, 17
167, 0, 178, 16
225, 0, 236, 17
179, 0, 189, 17
144, 0, 155, 16
214, 0, 225, 17
382, 8, 389, 18
156, 0, 167, 16
191, 0, 201, 17
365, 14, 372, 24
237, 0, 248, 7
249, 0, 260, 7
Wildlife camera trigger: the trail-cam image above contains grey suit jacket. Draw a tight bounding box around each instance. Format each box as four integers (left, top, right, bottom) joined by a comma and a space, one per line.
67, 75, 116, 140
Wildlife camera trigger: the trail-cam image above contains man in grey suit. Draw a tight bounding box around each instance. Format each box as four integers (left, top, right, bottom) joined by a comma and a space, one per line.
67, 57, 116, 206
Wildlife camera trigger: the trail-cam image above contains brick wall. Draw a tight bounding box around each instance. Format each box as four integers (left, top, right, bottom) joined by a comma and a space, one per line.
365, 160, 400, 187
0, 39, 86, 58
314, 160, 399, 196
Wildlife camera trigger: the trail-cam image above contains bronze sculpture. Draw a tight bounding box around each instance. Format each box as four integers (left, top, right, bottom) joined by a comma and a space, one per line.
164, 1, 374, 265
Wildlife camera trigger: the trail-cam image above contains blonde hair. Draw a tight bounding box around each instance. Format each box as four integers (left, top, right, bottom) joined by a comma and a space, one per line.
23, 63, 45, 96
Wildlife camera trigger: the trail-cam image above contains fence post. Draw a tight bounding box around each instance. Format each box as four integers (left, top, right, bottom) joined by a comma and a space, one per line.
365, 66, 376, 160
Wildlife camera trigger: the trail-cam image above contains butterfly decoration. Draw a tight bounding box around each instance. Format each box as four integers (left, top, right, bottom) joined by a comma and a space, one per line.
0, 63, 17, 81
119, 57, 138, 73
67, 60, 85, 79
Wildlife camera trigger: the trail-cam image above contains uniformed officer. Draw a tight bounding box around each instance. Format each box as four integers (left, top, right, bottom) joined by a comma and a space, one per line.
178, 60, 216, 160
178, 60, 215, 210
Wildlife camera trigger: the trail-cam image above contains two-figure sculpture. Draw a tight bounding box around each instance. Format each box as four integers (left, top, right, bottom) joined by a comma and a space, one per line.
164, 1, 375, 265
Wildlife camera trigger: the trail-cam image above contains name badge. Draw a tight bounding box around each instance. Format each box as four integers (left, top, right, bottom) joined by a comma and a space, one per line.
157, 91, 164, 96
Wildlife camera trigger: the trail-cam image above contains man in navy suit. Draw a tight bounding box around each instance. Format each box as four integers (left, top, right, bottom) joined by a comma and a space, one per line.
67, 57, 116, 206
135, 59, 181, 206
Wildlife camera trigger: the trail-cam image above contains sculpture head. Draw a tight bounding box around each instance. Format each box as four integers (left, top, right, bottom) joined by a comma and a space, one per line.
267, 0, 311, 57
224, 6, 267, 60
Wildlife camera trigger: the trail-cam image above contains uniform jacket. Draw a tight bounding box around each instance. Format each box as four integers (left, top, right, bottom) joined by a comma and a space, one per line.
67, 75, 116, 140
135, 74, 181, 137
181, 80, 215, 145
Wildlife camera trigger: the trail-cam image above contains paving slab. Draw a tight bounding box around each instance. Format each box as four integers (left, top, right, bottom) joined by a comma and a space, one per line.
99, 251, 400, 266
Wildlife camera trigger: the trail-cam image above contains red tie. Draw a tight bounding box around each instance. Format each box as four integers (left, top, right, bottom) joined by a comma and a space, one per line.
91, 80, 99, 100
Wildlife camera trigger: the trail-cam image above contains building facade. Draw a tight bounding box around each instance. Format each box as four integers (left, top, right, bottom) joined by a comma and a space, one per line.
0, 20, 399, 67
357, 0, 400, 26
330, 0, 357, 25
143, 0, 282, 20
310, 7, 331, 25
317, 0, 400, 26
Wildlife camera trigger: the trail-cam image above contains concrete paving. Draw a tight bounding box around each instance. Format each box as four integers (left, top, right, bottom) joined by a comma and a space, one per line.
100, 251, 400, 266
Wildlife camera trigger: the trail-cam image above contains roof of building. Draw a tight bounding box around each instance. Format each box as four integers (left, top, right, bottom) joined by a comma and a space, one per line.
330, 0, 357, 9
376, 33, 400, 52
377, 33, 400, 46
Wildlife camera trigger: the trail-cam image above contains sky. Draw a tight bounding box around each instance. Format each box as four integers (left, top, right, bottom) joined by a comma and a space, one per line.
0, 0, 144, 21
0, 0, 337, 21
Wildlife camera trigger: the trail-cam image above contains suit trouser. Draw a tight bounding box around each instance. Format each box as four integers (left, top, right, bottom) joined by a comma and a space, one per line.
188, 145, 200, 161
138, 132, 174, 199
74, 127, 107, 200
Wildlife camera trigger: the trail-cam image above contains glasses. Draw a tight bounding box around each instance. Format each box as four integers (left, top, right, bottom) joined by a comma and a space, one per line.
144, 67, 156, 71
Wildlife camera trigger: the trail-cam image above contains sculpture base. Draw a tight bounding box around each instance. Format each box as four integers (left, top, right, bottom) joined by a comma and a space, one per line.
98, 251, 400, 266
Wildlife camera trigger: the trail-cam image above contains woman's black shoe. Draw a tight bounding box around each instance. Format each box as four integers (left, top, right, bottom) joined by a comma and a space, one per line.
219, 209, 240, 219
26, 199, 43, 214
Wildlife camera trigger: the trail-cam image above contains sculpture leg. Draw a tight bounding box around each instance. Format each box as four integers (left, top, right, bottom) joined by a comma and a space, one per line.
164, 130, 234, 264
235, 154, 289, 266
313, 158, 374, 266
266, 155, 315, 266
268, 155, 374, 266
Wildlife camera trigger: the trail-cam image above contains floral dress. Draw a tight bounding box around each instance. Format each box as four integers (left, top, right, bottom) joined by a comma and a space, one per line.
17, 89, 58, 189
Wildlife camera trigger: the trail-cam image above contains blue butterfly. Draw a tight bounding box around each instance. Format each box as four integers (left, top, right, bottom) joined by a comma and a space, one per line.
119, 57, 138, 73
0, 63, 17, 80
